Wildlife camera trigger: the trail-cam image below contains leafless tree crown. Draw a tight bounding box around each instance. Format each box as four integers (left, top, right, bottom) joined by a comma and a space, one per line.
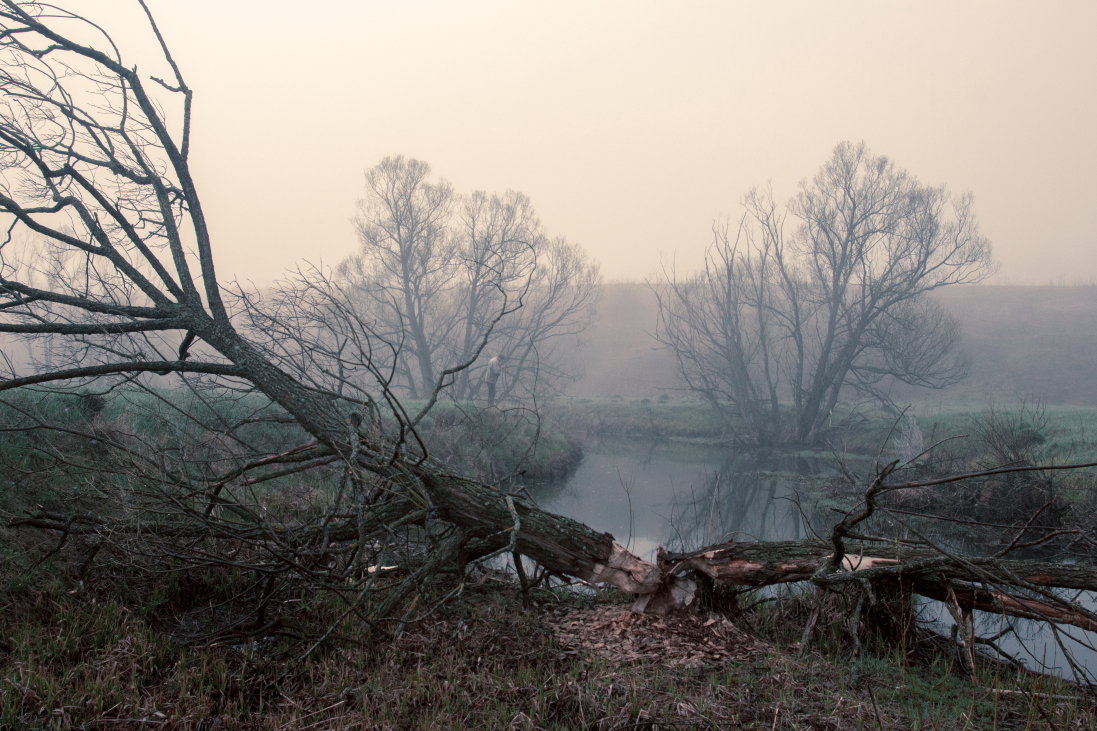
655, 141, 994, 445
338, 155, 600, 405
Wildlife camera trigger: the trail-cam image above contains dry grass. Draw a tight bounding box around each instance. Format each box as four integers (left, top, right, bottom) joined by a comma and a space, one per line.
3, 571, 1097, 730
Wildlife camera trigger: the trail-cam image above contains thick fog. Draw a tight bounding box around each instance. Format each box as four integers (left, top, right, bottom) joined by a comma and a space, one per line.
92, 0, 1097, 286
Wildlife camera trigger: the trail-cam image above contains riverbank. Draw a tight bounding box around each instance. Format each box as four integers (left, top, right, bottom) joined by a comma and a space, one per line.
3, 567, 1094, 729
551, 398, 1097, 461
3, 395, 1097, 727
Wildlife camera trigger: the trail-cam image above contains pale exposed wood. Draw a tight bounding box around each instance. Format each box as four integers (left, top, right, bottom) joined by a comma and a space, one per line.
661, 539, 1097, 632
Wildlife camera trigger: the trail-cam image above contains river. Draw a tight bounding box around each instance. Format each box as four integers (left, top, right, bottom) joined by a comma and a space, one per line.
533, 438, 837, 559
530, 438, 1097, 684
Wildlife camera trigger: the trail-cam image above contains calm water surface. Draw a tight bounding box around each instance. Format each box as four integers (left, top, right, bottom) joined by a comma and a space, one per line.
534, 438, 834, 559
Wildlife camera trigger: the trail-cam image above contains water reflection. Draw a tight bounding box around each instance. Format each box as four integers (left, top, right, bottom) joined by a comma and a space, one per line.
664, 451, 848, 551
919, 594, 1097, 685
531, 439, 840, 559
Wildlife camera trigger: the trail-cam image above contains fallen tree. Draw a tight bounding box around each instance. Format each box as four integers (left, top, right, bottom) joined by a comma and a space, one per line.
2, 2, 1097, 678
0, 0, 685, 639
662, 538, 1097, 632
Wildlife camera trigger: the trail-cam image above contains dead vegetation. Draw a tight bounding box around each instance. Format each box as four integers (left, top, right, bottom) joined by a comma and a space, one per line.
4, 572, 1095, 730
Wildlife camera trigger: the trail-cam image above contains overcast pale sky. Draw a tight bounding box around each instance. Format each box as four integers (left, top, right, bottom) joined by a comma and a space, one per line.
126, 1, 1097, 285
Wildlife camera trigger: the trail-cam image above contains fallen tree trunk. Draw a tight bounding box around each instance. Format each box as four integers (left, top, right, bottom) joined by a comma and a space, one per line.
423, 475, 1097, 630
412, 470, 697, 613
660, 540, 1097, 631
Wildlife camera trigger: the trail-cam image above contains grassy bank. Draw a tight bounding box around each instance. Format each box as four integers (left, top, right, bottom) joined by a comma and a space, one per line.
0, 387, 586, 490
553, 398, 1097, 461
411, 401, 584, 482
2, 569, 1093, 729
552, 397, 727, 440
915, 403, 1097, 466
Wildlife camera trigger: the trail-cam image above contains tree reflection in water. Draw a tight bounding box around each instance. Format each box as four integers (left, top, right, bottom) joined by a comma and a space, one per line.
663, 452, 848, 552
533, 440, 851, 559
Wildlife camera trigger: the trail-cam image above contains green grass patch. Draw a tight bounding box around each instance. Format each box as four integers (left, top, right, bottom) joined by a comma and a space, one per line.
552, 398, 726, 440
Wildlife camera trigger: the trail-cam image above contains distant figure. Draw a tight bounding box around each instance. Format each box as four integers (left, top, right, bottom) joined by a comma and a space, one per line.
485, 354, 504, 404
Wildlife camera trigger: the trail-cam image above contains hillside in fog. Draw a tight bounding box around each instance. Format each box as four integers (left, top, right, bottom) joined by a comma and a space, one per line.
566, 283, 1097, 407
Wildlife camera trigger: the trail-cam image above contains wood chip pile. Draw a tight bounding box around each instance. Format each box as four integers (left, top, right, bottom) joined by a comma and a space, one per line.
544, 605, 769, 668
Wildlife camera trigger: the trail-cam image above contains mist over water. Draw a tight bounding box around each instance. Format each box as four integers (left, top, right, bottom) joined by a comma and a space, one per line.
565, 284, 1097, 408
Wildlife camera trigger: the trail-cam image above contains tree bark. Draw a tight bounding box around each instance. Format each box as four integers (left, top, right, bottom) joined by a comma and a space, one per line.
192, 316, 686, 607
662, 539, 1097, 631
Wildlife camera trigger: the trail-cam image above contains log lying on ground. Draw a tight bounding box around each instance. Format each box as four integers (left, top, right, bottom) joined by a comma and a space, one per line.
19, 459, 1094, 628
660, 539, 1097, 631
415, 463, 1097, 629
415, 470, 697, 614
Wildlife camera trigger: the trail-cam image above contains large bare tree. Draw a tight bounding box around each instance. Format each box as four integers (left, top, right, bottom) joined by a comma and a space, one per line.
339, 156, 599, 405
656, 142, 994, 445
339, 156, 458, 400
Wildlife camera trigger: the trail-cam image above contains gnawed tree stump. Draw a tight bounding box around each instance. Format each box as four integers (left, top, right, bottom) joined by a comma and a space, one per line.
656, 539, 1097, 632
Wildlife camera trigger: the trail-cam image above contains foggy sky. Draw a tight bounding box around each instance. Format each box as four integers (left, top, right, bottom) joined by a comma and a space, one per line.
128, 1, 1097, 285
